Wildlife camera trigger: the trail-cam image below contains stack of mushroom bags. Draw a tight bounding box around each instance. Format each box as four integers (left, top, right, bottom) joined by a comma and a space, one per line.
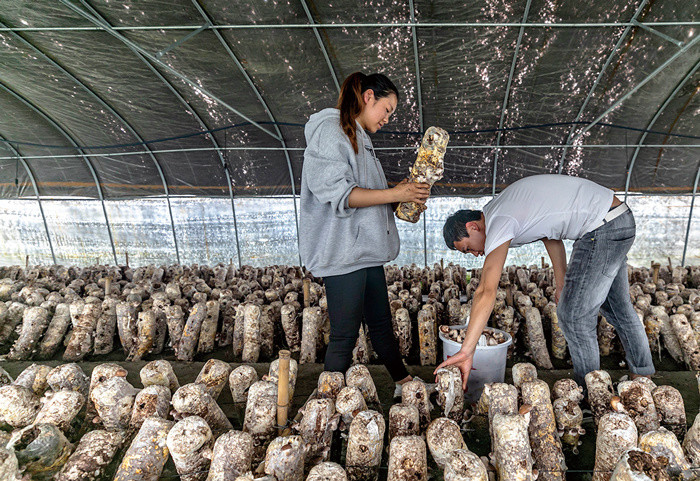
0, 356, 448, 480
1, 262, 699, 369
0, 263, 337, 366
0, 356, 561, 480
0, 356, 316, 480
584, 367, 700, 480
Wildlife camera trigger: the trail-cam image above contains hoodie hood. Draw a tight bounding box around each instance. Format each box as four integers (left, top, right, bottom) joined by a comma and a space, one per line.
306, 108, 367, 147
305, 108, 340, 141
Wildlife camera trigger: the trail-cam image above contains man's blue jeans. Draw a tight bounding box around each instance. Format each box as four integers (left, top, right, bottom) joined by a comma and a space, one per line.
557, 208, 655, 387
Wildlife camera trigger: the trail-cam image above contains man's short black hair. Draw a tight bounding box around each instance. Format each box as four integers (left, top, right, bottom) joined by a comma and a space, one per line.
443, 210, 483, 250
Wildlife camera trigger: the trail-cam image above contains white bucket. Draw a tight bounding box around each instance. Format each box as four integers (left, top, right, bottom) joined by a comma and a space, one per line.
439, 325, 512, 404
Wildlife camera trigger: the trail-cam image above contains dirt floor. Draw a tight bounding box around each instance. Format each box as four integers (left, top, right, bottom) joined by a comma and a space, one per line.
1, 349, 697, 481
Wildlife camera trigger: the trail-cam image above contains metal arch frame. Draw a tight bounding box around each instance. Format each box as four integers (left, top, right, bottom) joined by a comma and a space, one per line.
2, 21, 700, 32
78, 0, 242, 268
190, 0, 302, 266
624, 60, 700, 200
557, 0, 650, 173
408, 0, 424, 136
682, 162, 700, 266
491, 0, 532, 196
0, 133, 57, 264
631, 20, 684, 48
566, 35, 700, 148
406, 0, 428, 267
0, 19, 182, 264
59, 0, 280, 142
2, 144, 699, 162
299, 0, 340, 94
0, 81, 118, 265
60, 0, 298, 266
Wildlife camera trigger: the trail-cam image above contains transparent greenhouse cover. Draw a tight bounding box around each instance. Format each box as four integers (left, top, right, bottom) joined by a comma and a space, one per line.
1, 195, 698, 267
0, 0, 698, 266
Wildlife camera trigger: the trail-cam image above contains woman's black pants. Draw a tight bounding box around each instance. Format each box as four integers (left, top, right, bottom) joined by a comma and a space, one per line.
322, 265, 409, 381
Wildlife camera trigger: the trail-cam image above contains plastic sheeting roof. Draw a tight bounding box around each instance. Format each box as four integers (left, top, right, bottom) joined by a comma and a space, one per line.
0, 0, 699, 201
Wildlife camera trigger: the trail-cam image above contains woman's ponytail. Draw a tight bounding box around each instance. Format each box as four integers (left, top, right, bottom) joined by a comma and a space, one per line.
336, 72, 399, 154
337, 72, 365, 154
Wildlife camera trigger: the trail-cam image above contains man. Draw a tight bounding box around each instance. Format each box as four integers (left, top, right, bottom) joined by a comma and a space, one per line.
435, 174, 654, 389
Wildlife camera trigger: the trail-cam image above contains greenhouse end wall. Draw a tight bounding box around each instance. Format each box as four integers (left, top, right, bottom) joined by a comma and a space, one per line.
0, 194, 698, 268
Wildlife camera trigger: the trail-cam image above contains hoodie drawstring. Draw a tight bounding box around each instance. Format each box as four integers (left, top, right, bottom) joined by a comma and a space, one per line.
365, 135, 390, 236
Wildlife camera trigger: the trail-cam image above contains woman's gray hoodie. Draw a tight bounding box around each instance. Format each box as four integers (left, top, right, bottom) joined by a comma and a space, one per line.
299, 108, 400, 277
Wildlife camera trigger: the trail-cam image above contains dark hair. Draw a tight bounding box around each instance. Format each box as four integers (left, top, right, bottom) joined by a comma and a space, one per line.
337, 72, 399, 154
443, 210, 483, 250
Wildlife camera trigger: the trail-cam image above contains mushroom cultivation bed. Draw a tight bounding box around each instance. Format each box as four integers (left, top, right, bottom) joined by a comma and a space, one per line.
0, 261, 699, 480
0, 261, 698, 370
0, 359, 698, 480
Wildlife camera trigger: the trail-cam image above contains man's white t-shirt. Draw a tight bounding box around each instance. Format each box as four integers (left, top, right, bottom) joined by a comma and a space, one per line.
482, 175, 614, 257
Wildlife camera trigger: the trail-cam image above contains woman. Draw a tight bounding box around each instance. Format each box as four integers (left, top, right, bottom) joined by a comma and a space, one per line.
299, 72, 430, 387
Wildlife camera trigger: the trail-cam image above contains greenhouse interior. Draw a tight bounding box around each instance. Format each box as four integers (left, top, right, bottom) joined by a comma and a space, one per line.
0, 0, 699, 480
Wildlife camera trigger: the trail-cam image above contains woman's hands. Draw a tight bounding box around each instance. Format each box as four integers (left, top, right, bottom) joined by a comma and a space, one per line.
391, 179, 430, 204
347, 179, 430, 208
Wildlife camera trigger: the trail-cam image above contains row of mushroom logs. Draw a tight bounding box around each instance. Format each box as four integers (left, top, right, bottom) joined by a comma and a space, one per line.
584, 369, 700, 480
2, 262, 699, 375
0, 260, 491, 369
472, 362, 700, 481
0, 353, 459, 481
2, 360, 700, 479
0, 264, 332, 364
0, 258, 551, 371
0, 260, 559, 368
0, 356, 269, 481
0, 354, 539, 480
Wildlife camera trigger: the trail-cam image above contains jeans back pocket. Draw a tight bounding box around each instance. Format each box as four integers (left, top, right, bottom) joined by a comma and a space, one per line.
602, 235, 635, 279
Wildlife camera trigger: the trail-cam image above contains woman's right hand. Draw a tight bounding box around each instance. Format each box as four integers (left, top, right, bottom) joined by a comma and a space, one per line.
434, 348, 475, 391
391, 179, 430, 204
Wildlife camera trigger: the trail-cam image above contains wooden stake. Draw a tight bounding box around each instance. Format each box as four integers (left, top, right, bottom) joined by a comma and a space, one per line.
440, 258, 444, 271
303, 278, 311, 308
277, 350, 290, 435
25, 255, 29, 270
541, 256, 545, 269
652, 262, 661, 284
104, 277, 111, 297
506, 284, 514, 307
125, 251, 129, 268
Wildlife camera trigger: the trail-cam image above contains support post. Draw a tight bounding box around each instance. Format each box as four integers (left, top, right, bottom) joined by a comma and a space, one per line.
624, 60, 700, 200
557, 0, 650, 172
682, 164, 700, 266
492, 0, 532, 195
0, 133, 56, 264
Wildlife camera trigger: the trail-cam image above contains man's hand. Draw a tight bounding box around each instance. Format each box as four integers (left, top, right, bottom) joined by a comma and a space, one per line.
434, 349, 474, 391
433, 239, 511, 391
